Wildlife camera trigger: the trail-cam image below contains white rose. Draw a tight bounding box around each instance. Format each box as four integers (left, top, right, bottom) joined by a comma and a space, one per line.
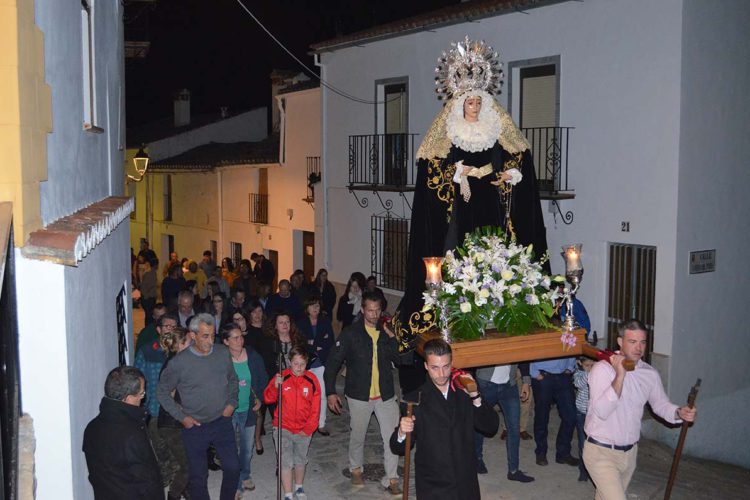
460, 302, 472, 313
501, 269, 514, 281
479, 288, 490, 299
505, 167, 523, 185
509, 284, 522, 296
443, 283, 456, 295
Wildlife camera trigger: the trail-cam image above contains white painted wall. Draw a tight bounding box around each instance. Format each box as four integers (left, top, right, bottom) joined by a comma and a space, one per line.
662, 0, 750, 467
36, 0, 125, 221
16, 252, 73, 499
319, 0, 684, 351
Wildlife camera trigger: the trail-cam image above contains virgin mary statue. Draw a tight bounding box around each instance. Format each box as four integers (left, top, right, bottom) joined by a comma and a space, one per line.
392, 37, 550, 391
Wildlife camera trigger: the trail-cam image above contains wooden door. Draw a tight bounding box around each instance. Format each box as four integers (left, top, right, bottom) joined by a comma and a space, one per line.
302, 231, 315, 284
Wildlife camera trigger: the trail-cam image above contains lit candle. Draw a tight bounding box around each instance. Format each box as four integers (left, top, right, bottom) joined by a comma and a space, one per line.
423, 257, 444, 286
562, 244, 583, 273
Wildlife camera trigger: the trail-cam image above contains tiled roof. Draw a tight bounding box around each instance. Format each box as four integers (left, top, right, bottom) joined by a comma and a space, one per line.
22, 196, 134, 266
150, 136, 280, 171
277, 80, 320, 96
311, 0, 570, 53
126, 107, 259, 147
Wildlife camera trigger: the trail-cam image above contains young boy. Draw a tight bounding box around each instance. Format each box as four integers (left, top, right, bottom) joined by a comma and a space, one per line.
573, 356, 595, 482
263, 346, 321, 500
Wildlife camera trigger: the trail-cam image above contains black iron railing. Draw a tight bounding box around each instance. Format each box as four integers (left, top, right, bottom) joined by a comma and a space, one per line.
521, 127, 574, 196
306, 156, 321, 201
371, 214, 409, 291
249, 193, 268, 224
349, 133, 418, 189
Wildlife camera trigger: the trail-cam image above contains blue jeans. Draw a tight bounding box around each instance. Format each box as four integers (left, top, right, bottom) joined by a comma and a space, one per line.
474, 378, 521, 473
575, 411, 588, 475
531, 374, 577, 459
182, 416, 240, 500
232, 411, 255, 490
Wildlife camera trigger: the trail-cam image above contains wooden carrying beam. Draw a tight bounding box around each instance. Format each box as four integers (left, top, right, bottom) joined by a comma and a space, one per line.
416, 328, 634, 370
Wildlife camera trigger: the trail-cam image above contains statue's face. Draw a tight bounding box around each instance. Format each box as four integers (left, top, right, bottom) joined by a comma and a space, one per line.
463, 96, 482, 122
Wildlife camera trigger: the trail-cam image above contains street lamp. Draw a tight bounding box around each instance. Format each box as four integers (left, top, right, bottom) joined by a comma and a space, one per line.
128, 145, 150, 182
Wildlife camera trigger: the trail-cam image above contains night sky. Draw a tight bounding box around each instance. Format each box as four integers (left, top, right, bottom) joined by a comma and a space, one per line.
125, 0, 458, 127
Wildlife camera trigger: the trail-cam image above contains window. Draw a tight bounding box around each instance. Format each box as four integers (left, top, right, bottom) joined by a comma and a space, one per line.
230, 242, 243, 268
508, 56, 574, 195
81, 0, 101, 132
116, 284, 129, 366
371, 214, 409, 291
249, 194, 268, 224
377, 78, 409, 186
163, 175, 172, 221
607, 243, 656, 362
210, 240, 217, 261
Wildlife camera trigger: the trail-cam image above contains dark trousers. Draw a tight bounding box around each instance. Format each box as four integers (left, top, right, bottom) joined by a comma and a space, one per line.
142, 297, 156, 325
575, 411, 589, 477
474, 378, 521, 473
531, 373, 577, 460
182, 416, 240, 500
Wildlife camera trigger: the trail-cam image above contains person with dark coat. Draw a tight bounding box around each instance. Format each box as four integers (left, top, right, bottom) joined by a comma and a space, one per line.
82, 366, 164, 500
390, 339, 499, 500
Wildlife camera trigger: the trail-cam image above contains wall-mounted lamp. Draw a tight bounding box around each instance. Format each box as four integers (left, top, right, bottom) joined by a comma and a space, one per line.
128, 145, 150, 182
287, 208, 294, 221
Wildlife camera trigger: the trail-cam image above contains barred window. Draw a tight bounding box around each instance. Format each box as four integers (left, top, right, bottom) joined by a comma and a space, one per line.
371, 215, 409, 291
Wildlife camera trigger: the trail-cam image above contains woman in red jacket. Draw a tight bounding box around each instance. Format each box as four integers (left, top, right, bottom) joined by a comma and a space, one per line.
263, 346, 320, 500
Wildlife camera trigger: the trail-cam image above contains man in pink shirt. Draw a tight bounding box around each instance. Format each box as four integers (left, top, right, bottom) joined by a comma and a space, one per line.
583, 319, 697, 500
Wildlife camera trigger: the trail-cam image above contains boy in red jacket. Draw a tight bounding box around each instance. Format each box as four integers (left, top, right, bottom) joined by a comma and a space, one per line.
264, 346, 321, 500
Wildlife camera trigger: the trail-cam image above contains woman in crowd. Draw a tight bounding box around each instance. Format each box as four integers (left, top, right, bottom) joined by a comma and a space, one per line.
313, 268, 337, 318
336, 273, 366, 329
158, 326, 191, 500
209, 291, 229, 335
240, 300, 265, 353
221, 322, 268, 497
185, 279, 202, 313
222, 257, 237, 288
237, 300, 267, 454
297, 296, 335, 436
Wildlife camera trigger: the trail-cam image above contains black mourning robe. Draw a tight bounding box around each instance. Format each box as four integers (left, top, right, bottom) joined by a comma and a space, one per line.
392, 141, 549, 393
390, 381, 499, 500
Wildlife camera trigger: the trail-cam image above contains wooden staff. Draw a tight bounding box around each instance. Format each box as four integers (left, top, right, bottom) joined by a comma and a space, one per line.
663, 378, 701, 500
581, 344, 635, 371
401, 393, 421, 500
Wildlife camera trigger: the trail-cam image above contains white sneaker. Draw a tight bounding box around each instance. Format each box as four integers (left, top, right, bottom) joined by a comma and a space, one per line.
294, 487, 307, 500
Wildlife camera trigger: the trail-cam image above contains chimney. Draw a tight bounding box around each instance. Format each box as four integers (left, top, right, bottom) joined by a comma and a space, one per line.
173, 89, 191, 127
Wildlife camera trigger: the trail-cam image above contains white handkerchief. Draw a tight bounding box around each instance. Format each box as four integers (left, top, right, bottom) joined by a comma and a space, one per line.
505, 168, 523, 185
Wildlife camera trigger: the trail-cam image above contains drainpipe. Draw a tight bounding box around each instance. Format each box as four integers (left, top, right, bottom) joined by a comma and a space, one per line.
218, 169, 224, 261
314, 53, 331, 269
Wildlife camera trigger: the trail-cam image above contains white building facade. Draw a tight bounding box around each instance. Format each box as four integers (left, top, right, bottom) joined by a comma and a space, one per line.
5, 1, 134, 499
130, 85, 320, 284
313, 0, 750, 467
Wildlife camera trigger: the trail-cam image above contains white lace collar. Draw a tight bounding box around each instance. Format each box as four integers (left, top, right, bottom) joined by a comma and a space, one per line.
446, 91, 502, 153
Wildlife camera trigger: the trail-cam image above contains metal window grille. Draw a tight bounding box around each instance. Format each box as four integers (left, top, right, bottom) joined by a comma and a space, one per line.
521, 127, 574, 195
0, 210, 20, 500
349, 134, 418, 188
306, 156, 321, 201
230, 242, 242, 269
249, 193, 268, 224
371, 214, 409, 291
116, 284, 129, 366
607, 243, 656, 362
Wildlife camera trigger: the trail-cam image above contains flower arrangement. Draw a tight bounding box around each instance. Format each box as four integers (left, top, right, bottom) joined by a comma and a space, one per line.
423, 227, 565, 340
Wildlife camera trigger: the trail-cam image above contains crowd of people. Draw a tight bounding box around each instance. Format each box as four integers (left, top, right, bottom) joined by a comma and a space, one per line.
83, 242, 696, 500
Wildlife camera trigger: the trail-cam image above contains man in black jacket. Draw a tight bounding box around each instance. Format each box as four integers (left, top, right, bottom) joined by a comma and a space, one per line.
391, 339, 499, 499
324, 291, 402, 495
83, 366, 163, 500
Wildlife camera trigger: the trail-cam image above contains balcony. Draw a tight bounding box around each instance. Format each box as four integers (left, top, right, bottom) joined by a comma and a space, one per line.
348, 133, 419, 191
304, 156, 321, 204
249, 193, 268, 224
521, 127, 575, 200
